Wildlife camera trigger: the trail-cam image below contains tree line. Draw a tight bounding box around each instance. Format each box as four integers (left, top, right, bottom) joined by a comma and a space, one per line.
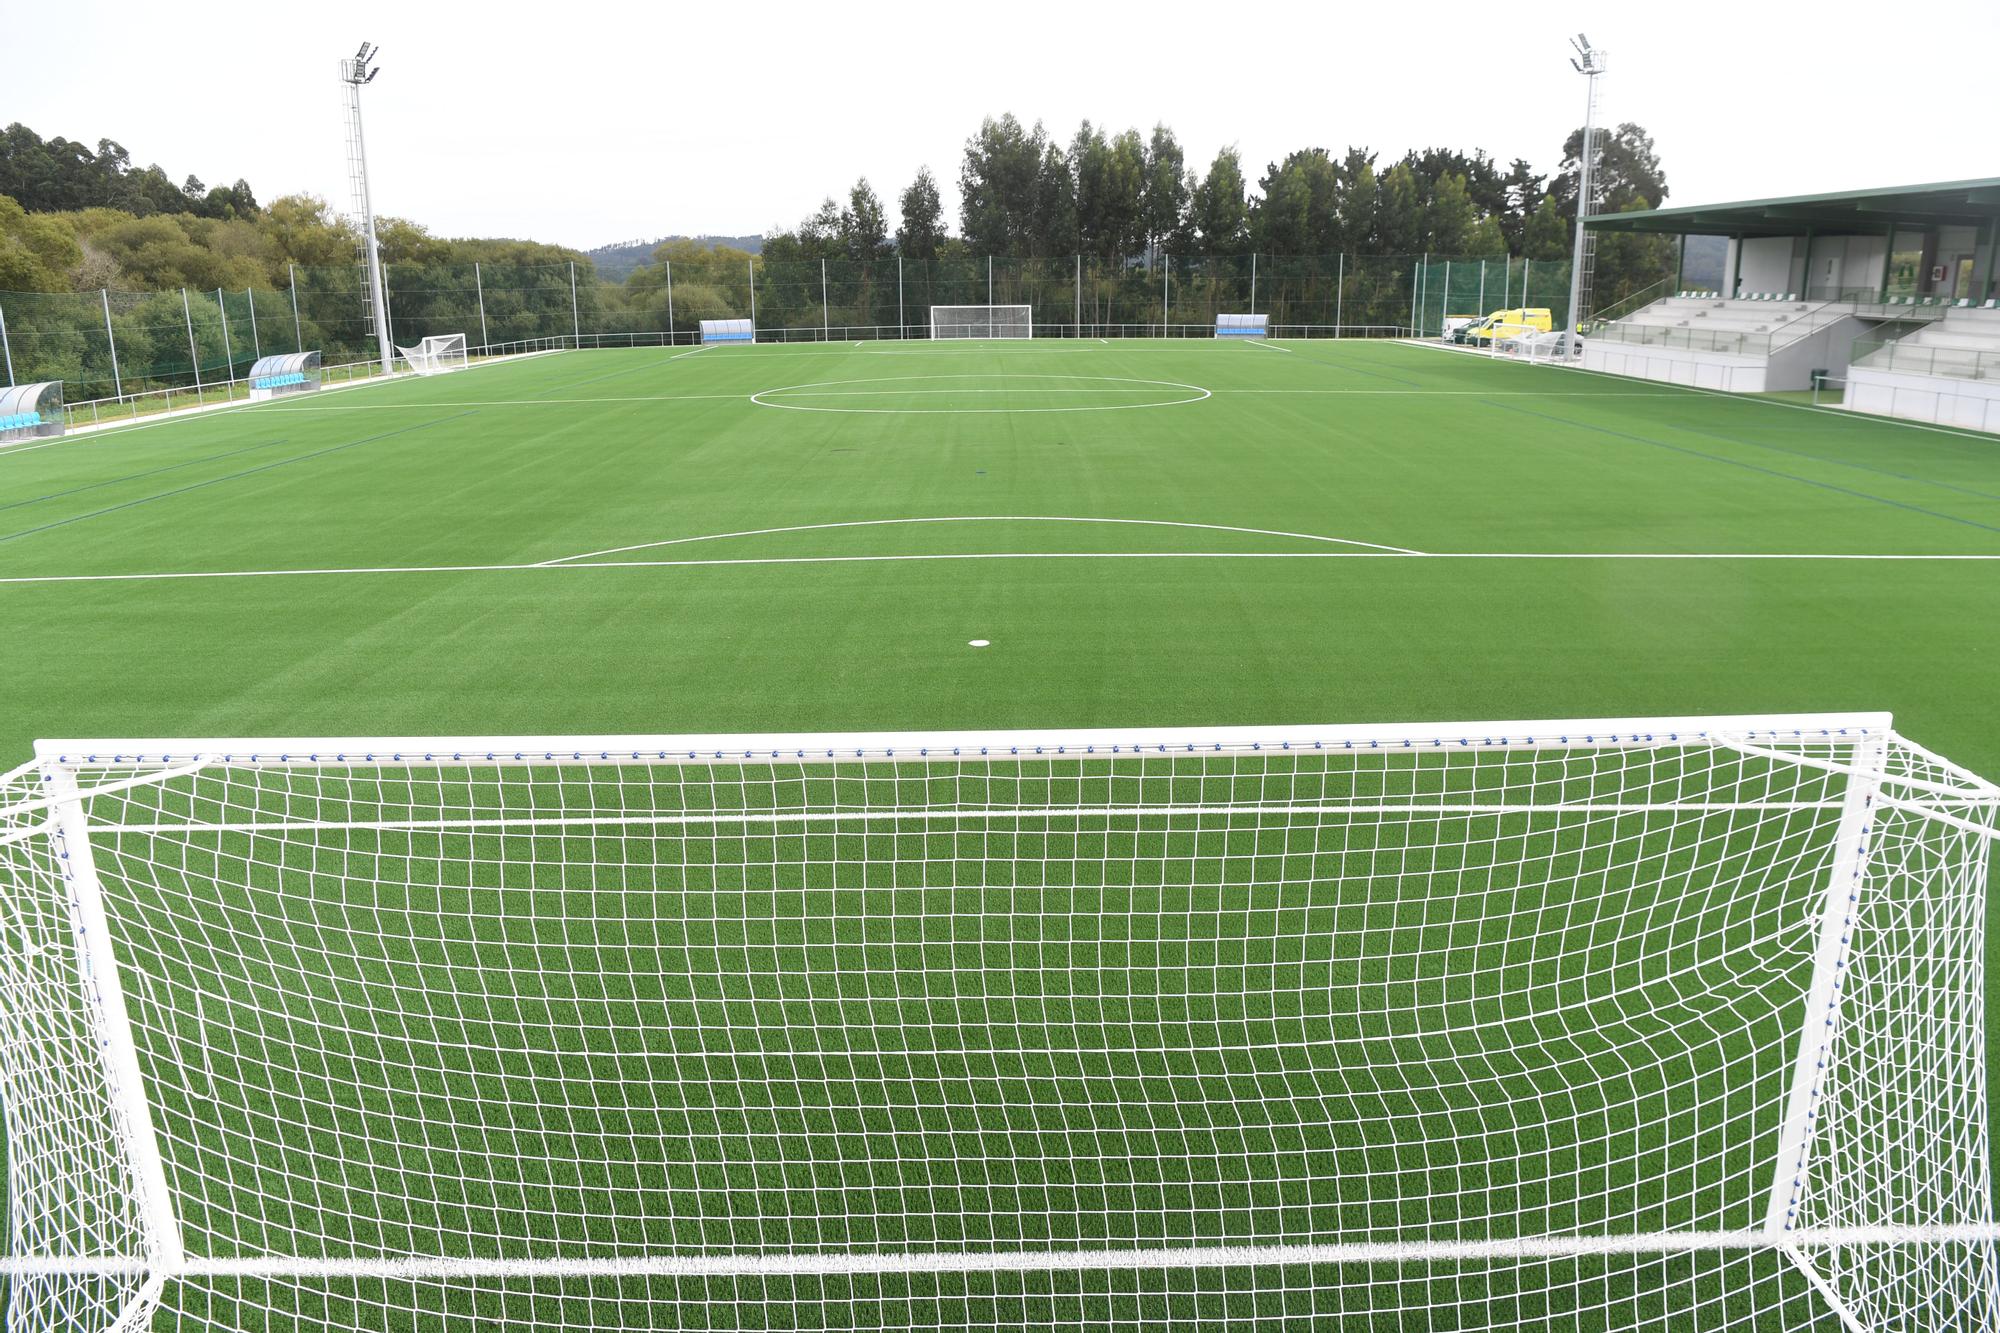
762, 113, 1669, 268
0, 114, 1677, 398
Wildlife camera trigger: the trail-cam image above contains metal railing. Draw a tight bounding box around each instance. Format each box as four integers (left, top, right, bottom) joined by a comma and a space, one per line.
1579, 278, 1675, 334
58, 354, 395, 430
1851, 338, 2000, 381
1589, 297, 1860, 358
544, 323, 1416, 348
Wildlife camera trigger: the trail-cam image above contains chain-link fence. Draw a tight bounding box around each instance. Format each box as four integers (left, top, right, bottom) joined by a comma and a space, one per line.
1, 252, 1592, 409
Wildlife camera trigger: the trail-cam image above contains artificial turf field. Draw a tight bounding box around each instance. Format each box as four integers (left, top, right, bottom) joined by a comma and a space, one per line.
1, 338, 1998, 1331
1, 337, 1996, 770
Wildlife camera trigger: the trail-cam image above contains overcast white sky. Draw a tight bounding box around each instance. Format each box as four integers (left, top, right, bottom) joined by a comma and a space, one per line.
10, 0, 1997, 249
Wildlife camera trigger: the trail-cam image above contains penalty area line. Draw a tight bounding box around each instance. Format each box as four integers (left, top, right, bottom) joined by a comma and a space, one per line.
4, 550, 1999, 586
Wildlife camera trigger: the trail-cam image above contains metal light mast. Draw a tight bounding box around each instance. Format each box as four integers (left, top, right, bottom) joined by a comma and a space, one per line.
1563, 34, 1606, 354
340, 43, 394, 375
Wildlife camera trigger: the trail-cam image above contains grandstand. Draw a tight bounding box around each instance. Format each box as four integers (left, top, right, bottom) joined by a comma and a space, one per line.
1847, 303, 2000, 430
1581, 179, 2000, 421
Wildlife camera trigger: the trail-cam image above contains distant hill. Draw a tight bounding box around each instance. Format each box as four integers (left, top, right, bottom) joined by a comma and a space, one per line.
586, 234, 763, 281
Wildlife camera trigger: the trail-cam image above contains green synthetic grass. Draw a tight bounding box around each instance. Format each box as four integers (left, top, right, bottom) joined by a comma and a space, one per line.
2, 339, 1995, 769
2, 339, 1996, 1330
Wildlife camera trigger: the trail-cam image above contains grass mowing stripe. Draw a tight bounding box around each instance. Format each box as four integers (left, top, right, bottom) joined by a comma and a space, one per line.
0, 437, 299, 515
1487, 398, 2000, 536
0, 412, 479, 547
1661, 419, 2000, 505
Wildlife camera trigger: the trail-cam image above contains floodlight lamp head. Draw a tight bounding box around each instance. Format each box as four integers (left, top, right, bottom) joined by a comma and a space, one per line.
340, 42, 381, 85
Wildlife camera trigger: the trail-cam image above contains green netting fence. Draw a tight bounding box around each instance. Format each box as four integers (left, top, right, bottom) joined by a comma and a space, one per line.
0, 253, 1591, 406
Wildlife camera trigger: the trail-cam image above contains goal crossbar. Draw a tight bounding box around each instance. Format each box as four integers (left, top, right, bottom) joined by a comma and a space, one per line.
26, 711, 1909, 770
12, 1226, 2000, 1282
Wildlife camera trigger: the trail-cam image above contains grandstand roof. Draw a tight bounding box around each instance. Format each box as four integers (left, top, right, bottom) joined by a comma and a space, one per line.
1584, 178, 2000, 237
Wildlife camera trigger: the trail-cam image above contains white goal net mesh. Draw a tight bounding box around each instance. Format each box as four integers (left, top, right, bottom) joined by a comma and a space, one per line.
929, 306, 1032, 340
0, 716, 1994, 1331
395, 333, 469, 376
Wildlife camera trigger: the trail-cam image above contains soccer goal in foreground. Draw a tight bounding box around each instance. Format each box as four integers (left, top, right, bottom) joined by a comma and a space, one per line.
930, 304, 1032, 339
395, 332, 468, 376
1, 714, 1994, 1332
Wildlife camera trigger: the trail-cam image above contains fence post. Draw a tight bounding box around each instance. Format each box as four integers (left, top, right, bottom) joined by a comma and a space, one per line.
1250, 252, 1257, 316
215, 289, 236, 385
748, 258, 757, 328
246, 287, 262, 360
1523, 258, 1531, 308
987, 255, 993, 306
475, 261, 489, 350
665, 260, 675, 343
0, 299, 12, 386
821, 257, 829, 340
897, 255, 903, 337
99, 289, 124, 399
1478, 259, 1486, 317
569, 261, 581, 345
1416, 254, 1428, 336
288, 263, 304, 353
1335, 254, 1345, 336
1074, 254, 1081, 336
1162, 256, 1169, 337
182, 289, 202, 391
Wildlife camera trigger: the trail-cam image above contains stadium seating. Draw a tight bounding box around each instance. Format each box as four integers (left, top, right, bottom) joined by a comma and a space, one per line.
1594, 295, 1829, 352
1853, 306, 2000, 379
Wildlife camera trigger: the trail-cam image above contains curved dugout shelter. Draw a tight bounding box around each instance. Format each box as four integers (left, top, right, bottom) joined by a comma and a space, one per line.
248, 351, 322, 400
0, 381, 63, 443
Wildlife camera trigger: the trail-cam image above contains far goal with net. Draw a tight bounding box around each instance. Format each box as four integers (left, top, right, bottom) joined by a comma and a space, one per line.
930, 304, 1032, 339
0, 713, 1994, 1331
395, 332, 468, 376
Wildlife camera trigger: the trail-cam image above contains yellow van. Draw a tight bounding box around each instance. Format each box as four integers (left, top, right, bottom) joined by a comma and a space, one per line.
1458, 308, 1554, 345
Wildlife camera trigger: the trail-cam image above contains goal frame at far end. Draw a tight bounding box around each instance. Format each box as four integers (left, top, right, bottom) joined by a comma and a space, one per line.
928, 303, 1033, 340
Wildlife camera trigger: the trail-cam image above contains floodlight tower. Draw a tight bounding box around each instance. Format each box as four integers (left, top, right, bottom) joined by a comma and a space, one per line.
1563, 34, 1606, 354
340, 43, 394, 375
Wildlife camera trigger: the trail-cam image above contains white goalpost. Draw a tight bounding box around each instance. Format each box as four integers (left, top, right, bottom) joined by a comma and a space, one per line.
394, 332, 468, 375
1, 713, 1995, 1332
929, 305, 1032, 339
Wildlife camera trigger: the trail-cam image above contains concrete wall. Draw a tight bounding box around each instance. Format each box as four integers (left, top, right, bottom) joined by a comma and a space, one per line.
1738, 237, 1797, 295
1806, 234, 1887, 297
1581, 340, 1770, 392
1764, 313, 1868, 387
1579, 312, 1868, 393
1846, 364, 2000, 433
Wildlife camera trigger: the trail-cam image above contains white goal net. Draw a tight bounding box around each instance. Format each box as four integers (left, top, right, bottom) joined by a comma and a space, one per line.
1487, 323, 1580, 365
929, 305, 1032, 339
395, 332, 469, 376
0, 713, 1994, 1332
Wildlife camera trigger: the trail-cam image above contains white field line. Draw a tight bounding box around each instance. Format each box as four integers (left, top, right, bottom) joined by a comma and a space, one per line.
774, 387, 1179, 395
8, 1227, 2000, 1281
1247, 338, 1293, 353
92, 799, 1851, 837
0, 348, 571, 460
540, 516, 1419, 565
5, 549, 1998, 587
748, 373, 1211, 415
211, 386, 1697, 414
